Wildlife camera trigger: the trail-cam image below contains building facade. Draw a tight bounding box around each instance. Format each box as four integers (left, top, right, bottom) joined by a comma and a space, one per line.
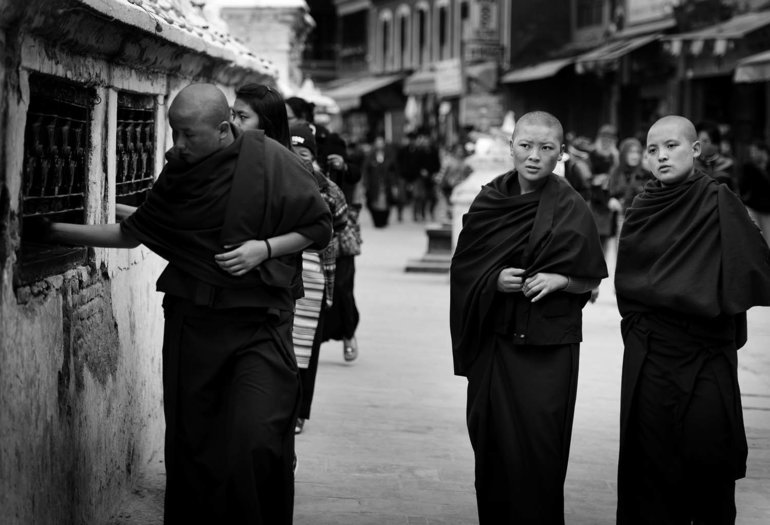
0, 1, 275, 522
309, 0, 770, 157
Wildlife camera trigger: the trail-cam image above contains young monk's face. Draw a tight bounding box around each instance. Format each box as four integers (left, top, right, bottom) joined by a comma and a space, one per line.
645, 120, 700, 186
169, 111, 227, 165
510, 122, 563, 183
231, 98, 260, 132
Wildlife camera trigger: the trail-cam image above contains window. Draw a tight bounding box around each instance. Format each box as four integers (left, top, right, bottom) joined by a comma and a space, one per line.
417, 8, 428, 65
438, 5, 449, 59
116, 93, 156, 207
399, 11, 409, 68
577, 0, 604, 28
18, 73, 95, 284
382, 17, 392, 69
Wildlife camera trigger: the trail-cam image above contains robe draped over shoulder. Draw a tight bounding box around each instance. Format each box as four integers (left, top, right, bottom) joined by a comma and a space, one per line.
121, 129, 332, 309
615, 170, 770, 328
450, 172, 607, 376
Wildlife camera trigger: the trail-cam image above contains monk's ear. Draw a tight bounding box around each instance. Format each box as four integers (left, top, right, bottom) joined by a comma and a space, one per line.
558, 144, 565, 161
692, 140, 701, 159
509, 139, 515, 158
217, 121, 230, 139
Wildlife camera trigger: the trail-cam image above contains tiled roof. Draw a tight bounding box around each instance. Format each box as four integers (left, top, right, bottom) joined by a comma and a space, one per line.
80, 0, 277, 77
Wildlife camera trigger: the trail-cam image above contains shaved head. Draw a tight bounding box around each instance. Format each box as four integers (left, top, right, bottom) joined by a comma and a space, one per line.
648, 115, 697, 143
168, 83, 233, 165
170, 83, 231, 127
645, 114, 700, 186
513, 111, 564, 144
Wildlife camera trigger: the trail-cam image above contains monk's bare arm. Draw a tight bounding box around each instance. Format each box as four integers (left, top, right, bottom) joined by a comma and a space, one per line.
214, 232, 314, 277
49, 222, 141, 249
115, 204, 138, 221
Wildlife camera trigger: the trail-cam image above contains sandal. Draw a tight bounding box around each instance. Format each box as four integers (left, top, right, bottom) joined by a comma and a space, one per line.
343, 337, 358, 362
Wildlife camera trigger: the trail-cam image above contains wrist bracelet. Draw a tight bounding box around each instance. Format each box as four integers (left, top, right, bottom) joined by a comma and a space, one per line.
565, 276, 571, 290
264, 239, 272, 259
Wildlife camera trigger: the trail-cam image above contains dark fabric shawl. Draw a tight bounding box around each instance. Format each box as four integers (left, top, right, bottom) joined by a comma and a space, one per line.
615, 170, 770, 322
450, 172, 608, 376
122, 129, 332, 292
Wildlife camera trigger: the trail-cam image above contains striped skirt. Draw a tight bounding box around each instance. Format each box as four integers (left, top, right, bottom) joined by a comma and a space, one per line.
292, 252, 325, 369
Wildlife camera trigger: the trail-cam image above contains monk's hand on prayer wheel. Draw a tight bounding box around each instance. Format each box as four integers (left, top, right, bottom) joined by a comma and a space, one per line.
23, 215, 54, 244
496, 267, 526, 293
522, 273, 570, 302
214, 239, 269, 277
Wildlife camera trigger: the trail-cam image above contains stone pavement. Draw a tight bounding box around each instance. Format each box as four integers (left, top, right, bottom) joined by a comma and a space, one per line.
112, 211, 770, 524
295, 212, 770, 525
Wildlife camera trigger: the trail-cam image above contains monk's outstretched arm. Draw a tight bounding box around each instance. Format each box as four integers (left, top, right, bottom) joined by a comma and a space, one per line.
48, 222, 141, 249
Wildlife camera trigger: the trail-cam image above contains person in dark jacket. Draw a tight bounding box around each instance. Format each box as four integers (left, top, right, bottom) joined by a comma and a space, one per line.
450, 111, 607, 524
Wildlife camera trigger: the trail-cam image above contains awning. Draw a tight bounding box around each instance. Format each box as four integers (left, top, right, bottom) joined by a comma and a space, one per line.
404, 69, 435, 96
501, 57, 574, 84
734, 49, 770, 82
323, 74, 405, 112
665, 10, 770, 41
576, 34, 661, 64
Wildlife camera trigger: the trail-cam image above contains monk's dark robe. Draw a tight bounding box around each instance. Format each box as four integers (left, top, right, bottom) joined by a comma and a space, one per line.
121, 129, 332, 525
615, 170, 770, 525
450, 172, 607, 524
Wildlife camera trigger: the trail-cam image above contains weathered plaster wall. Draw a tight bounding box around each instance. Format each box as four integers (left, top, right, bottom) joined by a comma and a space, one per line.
0, 36, 168, 524
0, 1, 277, 521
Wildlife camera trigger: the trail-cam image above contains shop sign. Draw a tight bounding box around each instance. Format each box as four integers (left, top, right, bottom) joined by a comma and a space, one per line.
460, 93, 505, 130
626, 0, 673, 25
464, 41, 502, 63
468, 0, 499, 41
435, 58, 465, 98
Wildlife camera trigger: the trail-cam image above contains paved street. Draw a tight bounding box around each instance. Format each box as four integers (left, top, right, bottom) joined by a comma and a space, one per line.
294, 212, 770, 525
113, 210, 770, 524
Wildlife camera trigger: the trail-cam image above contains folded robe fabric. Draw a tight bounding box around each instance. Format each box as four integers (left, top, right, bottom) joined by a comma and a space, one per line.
450, 172, 608, 376
122, 129, 332, 294
615, 170, 770, 322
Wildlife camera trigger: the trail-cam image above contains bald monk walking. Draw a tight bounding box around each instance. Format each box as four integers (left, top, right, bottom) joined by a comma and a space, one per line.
39, 84, 332, 524
615, 115, 770, 524
450, 111, 607, 523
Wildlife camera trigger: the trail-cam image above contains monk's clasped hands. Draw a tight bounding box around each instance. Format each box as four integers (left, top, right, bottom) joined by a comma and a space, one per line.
497, 267, 569, 302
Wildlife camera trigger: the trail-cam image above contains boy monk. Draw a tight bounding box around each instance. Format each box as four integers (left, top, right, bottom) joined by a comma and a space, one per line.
37, 83, 331, 524
615, 115, 770, 524
450, 111, 608, 523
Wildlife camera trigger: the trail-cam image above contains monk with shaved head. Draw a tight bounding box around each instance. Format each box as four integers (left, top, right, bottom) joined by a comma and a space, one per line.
39, 83, 332, 523
450, 111, 607, 523
615, 115, 770, 524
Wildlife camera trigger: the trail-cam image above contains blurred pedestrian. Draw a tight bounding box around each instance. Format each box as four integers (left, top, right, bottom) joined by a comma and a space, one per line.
437, 143, 473, 219
290, 121, 349, 434
695, 120, 735, 189
738, 139, 770, 245
609, 137, 651, 212
362, 135, 398, 227
397, 131, 420, 221
615, 115, 770, 525
416, 131, 442, 222
322, 139, 365, 363
588, 124, 621, 257
563, 136, 593, 201
450, 111, 607, 524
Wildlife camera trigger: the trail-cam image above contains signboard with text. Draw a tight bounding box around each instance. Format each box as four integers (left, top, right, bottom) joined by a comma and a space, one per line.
460, 93, 505, 130
434, 58, 464, 98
